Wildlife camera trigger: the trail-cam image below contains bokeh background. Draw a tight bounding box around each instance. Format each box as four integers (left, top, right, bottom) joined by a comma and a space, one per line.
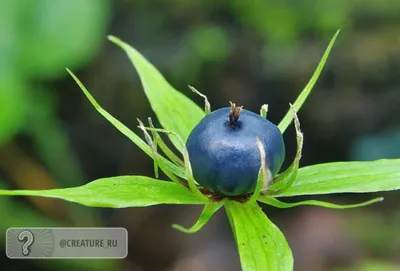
1, 0, 400, 270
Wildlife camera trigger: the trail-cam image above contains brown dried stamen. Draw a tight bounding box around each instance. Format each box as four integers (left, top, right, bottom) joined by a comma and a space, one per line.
228, 101, 243, 128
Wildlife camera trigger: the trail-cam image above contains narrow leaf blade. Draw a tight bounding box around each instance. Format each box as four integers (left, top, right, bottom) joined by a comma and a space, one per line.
278, 30, 340, 134
225, 200, 293, 271
108, 35, 205, 149
66, 68, 186, 179
260, 196, 383, 209
278, 159, 400, 197
0, 176, 207, 207
172, 202, 223, 233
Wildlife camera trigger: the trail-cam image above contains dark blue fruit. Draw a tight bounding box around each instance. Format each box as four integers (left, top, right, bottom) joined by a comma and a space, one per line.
186, 104, 285, 196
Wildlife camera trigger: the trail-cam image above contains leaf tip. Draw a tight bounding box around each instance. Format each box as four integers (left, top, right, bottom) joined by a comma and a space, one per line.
107, 35, 120, 44
326, 29, 341, 50
66, 67, 101, 110
136, 118, 143, 126
65, 67, 73, 76
332, 29, 341, 42
171, 223, 192, 234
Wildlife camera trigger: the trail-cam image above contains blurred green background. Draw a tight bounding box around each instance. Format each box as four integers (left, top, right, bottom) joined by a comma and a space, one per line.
1, 0, 399, 270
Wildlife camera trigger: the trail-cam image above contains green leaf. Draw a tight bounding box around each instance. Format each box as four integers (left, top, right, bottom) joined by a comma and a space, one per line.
0, 181, 117, 271
260, 196, 383, 209
278, 159, 400, 197
172, 201, 224, 233
108, 35, 205, 149
225, 200, 293, 271
66, 68, 186, 180
278, 29, 340, 134
0, 176, 207, 207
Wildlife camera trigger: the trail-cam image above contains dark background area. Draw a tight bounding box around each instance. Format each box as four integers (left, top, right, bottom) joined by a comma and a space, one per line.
0, 0, 400, 270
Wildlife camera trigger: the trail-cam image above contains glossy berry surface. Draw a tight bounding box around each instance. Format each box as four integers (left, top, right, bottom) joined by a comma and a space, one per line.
186, 106, 285, 196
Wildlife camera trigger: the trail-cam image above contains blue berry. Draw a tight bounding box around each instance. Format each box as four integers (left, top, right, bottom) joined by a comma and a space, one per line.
186, 104, 285, 196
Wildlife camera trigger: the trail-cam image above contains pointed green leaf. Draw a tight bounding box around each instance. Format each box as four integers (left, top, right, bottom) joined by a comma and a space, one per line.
0, 176, 207, 207
225, 200, 293, 271
66, 68, 186, 180
172, 201, 224, 233
278, 30, 340, 134
260, 196, 383, 209
108, 35, 205, 149
278, 159, 400, 197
